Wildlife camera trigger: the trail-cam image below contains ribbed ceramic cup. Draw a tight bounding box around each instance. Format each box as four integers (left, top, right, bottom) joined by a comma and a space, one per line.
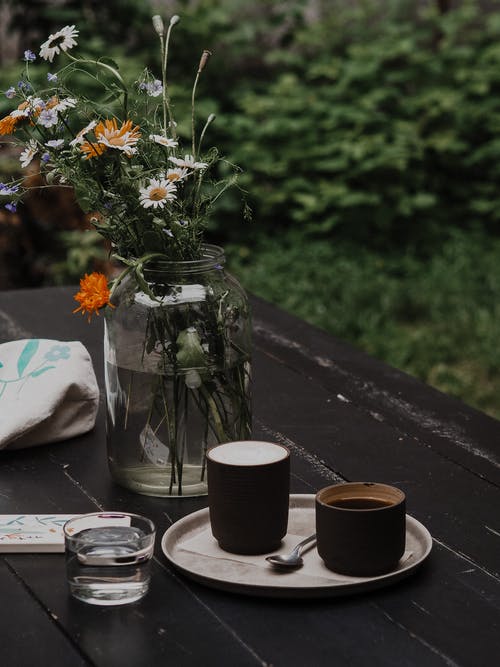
207, 441, 290, 554
316, 482, 406, 576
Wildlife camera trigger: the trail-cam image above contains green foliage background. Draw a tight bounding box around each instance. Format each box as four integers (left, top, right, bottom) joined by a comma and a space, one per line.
1, 0, 500, 418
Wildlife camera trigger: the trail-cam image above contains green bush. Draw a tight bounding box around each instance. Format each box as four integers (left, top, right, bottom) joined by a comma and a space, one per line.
5, 1, 500, 248
227, 227, 500, 419
212, 1, 500, 249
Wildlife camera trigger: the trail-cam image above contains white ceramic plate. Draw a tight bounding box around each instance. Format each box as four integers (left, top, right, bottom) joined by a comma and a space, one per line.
161, 494, 432, 598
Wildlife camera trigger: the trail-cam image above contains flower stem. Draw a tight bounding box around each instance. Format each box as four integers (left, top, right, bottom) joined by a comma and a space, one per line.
199, 384, 229, 442
191, 50, 211, 157
198, 113, 215, 155
161, 18, 177, 137
65, 56, 128, 113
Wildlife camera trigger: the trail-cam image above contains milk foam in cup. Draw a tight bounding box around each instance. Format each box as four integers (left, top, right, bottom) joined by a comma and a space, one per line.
208, 441, 289, 465
207, 441, 291, 554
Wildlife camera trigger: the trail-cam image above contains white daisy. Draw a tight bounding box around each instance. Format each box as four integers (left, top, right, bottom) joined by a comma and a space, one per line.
149, 134, 178, 148
39, 25, 79, 63
169, 154, 208, 170
46, 139, 64, 149
121, 145, 138, 157
166, 167, 189, 183
53, 97, 77, 112
69, 120, 97, 147
38, 108, 58, 128
98, 133, 138, 156
96, 121, 141, 156
139, 178, 177, 209
20, 140, 38, 168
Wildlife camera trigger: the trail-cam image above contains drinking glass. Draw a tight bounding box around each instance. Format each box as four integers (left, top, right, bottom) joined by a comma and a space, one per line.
64, 512, 155, 605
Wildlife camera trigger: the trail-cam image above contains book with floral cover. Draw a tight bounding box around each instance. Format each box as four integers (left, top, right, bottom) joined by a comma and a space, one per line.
0, 514, 80, 552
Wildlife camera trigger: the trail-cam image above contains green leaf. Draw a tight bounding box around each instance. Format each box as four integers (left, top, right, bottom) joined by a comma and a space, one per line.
73, 184, 93, 211
31, 366, 56, 378
142, 231, 161, 251
17, 340, 39, 378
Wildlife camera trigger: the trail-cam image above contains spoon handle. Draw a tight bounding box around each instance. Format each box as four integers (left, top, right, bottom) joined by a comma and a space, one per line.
292, 533, 317, 557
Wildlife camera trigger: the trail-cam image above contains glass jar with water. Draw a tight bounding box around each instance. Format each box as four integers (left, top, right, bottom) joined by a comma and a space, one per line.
104, 245, 252, 497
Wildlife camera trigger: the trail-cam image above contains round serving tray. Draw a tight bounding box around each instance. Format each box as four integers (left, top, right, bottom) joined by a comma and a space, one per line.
161, 494, 432, 598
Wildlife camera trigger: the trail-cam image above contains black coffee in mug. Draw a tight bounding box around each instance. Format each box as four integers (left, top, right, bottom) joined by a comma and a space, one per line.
316, 482, 406, 576
327, 497, 393, 510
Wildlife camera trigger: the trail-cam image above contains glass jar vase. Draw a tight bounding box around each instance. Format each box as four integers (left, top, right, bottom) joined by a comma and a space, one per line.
104, 245, 251, 497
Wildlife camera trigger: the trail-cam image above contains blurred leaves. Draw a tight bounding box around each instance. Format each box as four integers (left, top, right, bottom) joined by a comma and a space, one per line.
50, 230, 108, 285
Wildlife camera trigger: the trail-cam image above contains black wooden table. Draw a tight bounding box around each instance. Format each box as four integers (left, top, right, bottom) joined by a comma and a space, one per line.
0, 286, 499, 667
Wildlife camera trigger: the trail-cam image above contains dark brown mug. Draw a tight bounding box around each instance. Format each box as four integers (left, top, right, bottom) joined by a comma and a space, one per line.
315, 482, 406, 576
207, 441, 290, 555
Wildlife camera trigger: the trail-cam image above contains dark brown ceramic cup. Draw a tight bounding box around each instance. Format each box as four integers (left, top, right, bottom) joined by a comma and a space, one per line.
315, 482, 406, 576
207, 441, 290, 555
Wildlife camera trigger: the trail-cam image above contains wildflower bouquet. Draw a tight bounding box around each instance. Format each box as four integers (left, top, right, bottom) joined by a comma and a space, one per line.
0, 19, 246, 270
0, 16, 252, 497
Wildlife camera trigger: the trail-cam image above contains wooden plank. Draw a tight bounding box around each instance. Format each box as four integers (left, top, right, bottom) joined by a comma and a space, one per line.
176, 550, 499, 667
0, 449, 266, 667
15, 431, 497, 667
0, 560, 90, 666
6, 442, 481, 667
251, 350, 500, 578
1, 287, 499, 666
8, 555, 264, 667
250, 294, 500, 486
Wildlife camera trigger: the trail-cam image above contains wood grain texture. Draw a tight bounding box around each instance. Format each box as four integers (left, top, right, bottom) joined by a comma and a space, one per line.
0, 287, 498, 667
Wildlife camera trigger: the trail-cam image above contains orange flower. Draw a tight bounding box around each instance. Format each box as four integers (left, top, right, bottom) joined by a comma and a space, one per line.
45, 96, 59, 110
73, 272, 114, 322
79, 118, 141, 159
0, 114, 18, 135
16, 99, 38, 126
80, 140, 107, 160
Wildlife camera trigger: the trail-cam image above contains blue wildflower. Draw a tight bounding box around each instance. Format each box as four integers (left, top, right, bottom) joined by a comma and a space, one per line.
0, 184, 19, 196
17, 80, 31, 92
47, 72, 58, 83
5, 87, 16, 99
46, 139, 64, 150
5, 203, 17, 213
146, 80, 163, 97
24, 50, 36, 62
41, 152, 50, 163
139, 80, 163, 97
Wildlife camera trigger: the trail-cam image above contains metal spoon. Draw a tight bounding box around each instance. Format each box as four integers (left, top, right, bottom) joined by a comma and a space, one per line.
266, 533, 317, 569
